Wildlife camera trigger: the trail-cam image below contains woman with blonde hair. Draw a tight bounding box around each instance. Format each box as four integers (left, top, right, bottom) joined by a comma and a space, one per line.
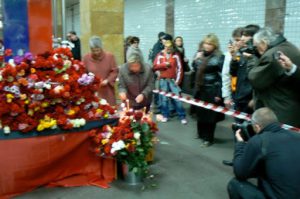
192, 33, 225, 147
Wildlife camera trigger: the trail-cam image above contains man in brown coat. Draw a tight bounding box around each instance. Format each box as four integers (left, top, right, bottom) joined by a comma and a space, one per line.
118, 53, 154, 112
246, 27, 300, 127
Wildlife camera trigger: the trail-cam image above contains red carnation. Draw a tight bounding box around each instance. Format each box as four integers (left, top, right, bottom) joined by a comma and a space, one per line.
104, 145, 112, 154
4, 49, 12, 56
134, 111, 143, 121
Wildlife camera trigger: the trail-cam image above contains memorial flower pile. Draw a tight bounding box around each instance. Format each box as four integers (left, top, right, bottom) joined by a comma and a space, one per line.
0, 48, 116, 134
89, 107, 158, 172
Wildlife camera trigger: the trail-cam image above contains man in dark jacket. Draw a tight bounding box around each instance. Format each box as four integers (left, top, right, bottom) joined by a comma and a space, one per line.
118, 53, 154, 112
149, 32, 165, 63
246, 27, 300, 127
228, 107, 300, 199
67, 31, 81, 60
230, 24, 260, 121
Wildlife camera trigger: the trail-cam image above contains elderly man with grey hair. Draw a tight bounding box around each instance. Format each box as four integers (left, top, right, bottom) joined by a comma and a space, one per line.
83, 36, 118, 105
244, 27, 300, 128
228, 107, 300, 199
118, 53, 154, 112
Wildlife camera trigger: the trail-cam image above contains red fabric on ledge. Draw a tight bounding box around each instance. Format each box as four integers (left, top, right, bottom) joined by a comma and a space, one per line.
0, 131, 116, 199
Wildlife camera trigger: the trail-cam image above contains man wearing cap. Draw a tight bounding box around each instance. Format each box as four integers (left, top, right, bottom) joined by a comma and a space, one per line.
149, 32, 165, 63
153, 41, 187, 124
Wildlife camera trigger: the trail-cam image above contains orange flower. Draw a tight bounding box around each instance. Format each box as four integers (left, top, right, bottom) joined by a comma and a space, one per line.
18, 78, 28, 86
30, 68, 36, 73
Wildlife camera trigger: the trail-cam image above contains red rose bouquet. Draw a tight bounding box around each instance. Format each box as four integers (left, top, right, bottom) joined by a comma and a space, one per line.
89, 109, 158, 173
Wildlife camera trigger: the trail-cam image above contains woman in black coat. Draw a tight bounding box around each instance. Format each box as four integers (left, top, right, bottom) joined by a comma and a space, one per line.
192, 33, 225, 147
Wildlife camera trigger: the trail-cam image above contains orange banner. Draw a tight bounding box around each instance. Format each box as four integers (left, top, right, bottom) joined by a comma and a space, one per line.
27, 0, 53, 55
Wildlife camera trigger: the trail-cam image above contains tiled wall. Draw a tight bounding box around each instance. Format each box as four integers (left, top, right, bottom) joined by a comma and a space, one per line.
124, 0, 166, 64
124, 0, 300, 63
284, 0, 300, 48
175, 0, 265, 61
66, 3, 80, 36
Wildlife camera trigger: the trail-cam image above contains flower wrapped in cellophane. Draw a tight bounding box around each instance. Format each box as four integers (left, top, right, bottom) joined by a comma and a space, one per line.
89, 108, 158, 173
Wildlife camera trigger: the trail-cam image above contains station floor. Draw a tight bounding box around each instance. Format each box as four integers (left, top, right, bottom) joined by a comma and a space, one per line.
16, 110, 235, 199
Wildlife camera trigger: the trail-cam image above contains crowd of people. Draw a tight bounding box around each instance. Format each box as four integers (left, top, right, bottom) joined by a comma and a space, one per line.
65, 27, 300, 198
65, 27, 300, 143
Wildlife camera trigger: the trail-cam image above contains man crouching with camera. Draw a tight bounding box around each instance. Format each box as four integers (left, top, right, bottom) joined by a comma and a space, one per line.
227, 107, 300, 199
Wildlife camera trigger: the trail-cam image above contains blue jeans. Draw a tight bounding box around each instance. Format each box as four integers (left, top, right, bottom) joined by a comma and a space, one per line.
154, 78, 161, 107
159, 79, 186, 119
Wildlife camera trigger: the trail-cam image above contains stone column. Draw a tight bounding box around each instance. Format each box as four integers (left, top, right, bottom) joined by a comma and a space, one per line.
80, 0, 124, 65
166, 0, 174, 36
265, 0, 286, 33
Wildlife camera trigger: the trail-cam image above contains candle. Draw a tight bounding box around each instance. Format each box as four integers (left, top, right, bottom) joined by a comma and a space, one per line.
126, 99, 130, 110
149, 111, 153, 120
120, 103, 125, 108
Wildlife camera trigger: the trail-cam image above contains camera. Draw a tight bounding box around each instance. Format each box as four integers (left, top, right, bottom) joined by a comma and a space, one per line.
232, 121, 255, 141
273, 51, 282, 60
239, 39, 258, 55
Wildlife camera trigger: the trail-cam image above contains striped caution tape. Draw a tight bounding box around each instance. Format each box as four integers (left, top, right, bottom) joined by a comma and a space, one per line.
153, 89, 300, 132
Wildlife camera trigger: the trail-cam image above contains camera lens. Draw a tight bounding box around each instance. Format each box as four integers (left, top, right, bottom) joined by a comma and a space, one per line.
232, 123, 241, 131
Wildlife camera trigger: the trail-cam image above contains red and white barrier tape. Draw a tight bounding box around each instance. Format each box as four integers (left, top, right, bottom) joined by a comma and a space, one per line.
153, 89, 300, 132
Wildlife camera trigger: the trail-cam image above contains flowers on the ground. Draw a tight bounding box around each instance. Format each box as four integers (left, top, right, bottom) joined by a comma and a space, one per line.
90, 109, 158, 172
0, 47, 116, 133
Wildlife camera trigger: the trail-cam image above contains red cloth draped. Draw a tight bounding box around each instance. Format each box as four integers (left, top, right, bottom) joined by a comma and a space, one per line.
0, 131, 116, 199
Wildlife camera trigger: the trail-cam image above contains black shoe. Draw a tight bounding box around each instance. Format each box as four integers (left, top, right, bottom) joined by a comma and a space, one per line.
200, 141, 213, 147
153, 110, 161, 114
169, 111, 177, 118
222, 160, 233, 166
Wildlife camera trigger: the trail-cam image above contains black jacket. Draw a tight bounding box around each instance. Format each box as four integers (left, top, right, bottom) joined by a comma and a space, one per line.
71, 39, 81, 61
233, 123, 300, 199
192, 52, 225, 123
230, 55, 252, 103
150, 41, 164, 63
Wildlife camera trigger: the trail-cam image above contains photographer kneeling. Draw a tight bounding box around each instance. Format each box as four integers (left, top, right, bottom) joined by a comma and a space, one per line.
227, 107, 300, 199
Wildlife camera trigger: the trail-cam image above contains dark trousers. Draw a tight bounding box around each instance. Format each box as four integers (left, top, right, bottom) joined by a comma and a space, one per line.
227, 178, 265, 199
232, 102, 253, 143
234, 102, 253, 123
197, 121, 216, 142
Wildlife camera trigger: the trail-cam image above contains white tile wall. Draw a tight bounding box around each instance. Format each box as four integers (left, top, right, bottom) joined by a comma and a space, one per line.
175, 0, 265, 61
124, 0, 166, 64
285, 0, 300, 48
66, 3, 81, 37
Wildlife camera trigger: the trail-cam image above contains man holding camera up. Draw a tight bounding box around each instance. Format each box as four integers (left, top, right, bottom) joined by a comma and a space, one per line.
243, 27, 300, 128
228, 108, 300, 199
229, 24, 260, 118
222, 25, 260, 166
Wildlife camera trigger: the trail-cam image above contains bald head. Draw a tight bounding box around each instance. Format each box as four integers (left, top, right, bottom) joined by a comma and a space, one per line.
251, 108, 278, 129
